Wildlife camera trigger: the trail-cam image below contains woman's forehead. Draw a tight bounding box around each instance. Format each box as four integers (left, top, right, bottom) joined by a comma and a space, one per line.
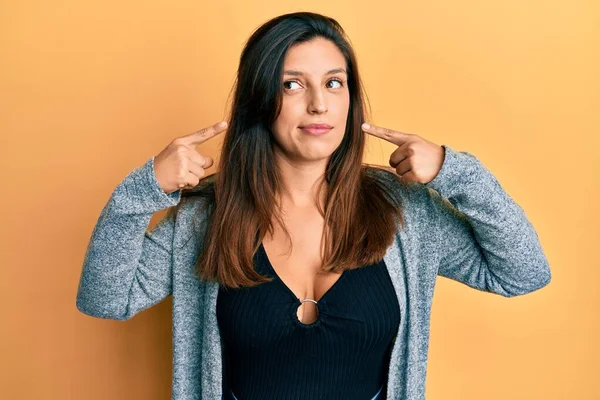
282, 39, 346, 75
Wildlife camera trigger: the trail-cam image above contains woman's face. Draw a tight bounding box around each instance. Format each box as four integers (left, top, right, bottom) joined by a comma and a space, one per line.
271, 37, 350, 165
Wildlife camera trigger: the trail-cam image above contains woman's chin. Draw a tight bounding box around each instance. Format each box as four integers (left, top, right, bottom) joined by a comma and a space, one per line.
296, 146, 338, 161
276, 142, 339, 164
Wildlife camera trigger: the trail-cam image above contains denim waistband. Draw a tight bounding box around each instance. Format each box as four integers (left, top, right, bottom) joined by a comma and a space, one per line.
228, 384, 384, 400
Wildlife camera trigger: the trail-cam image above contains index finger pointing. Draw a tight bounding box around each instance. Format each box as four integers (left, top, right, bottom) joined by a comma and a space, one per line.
362, 123, 408, 146
182, 120, 228, 146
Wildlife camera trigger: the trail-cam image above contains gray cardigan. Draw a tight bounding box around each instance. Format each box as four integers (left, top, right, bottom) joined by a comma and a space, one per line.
76, 144, 551, 399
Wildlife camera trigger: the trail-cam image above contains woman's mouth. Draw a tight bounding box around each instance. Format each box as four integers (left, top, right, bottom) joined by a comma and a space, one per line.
299, 124, 333, 135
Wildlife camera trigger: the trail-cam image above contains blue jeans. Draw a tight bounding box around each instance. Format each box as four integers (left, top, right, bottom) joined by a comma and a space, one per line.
226, 384, 384, 399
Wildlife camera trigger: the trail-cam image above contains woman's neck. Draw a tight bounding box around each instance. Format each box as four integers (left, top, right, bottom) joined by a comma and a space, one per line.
274, 152, 328, 209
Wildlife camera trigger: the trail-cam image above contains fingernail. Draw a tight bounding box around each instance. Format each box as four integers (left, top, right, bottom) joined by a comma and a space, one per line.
219, 121, 227, 128
362, 123, 370, 130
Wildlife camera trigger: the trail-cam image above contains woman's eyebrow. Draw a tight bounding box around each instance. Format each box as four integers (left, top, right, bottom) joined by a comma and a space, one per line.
283, 68, 347, 76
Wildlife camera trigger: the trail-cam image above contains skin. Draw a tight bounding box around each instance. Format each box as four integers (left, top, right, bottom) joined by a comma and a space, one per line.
265, 37, 351, 324
265, 37, 446, 325
361, 122, 445, 185
271, 37, 350, 209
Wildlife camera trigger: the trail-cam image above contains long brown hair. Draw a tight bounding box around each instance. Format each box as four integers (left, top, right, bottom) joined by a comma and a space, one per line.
168, 12, 407, 288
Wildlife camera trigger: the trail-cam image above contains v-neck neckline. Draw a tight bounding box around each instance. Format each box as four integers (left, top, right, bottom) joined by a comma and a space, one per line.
258, 242, 347, 304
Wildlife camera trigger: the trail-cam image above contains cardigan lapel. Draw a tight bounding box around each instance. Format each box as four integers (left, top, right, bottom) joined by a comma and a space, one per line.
382, 229, 409, 400
201, 280, 222, 400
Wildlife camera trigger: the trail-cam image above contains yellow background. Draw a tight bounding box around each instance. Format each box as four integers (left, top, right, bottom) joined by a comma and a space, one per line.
1, 0, 598, 398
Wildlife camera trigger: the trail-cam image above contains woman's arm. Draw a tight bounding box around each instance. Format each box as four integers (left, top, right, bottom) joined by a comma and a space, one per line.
425, 145, 551, 297
76, 156, 182, 320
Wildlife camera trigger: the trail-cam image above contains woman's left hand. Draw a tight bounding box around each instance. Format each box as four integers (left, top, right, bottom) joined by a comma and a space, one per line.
362, 122, 445, 185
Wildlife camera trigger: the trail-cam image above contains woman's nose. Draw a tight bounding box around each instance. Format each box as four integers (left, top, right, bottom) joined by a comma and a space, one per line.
308, 90, 327, 114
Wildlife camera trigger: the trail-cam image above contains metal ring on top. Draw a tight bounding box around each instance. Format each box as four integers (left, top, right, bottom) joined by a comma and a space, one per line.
300, 298, 318, 305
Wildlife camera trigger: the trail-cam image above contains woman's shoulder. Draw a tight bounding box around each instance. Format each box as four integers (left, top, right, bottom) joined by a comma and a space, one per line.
362, 164, 445, 218
363, 165, 427, 201
166, 175, 216, 229
174, 168, 440, 217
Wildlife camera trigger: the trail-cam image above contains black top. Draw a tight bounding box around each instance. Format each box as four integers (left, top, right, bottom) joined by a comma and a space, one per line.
216, 243, 401, 400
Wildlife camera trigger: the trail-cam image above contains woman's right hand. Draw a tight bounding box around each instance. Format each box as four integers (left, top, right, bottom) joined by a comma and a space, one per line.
154, 120, 228, 194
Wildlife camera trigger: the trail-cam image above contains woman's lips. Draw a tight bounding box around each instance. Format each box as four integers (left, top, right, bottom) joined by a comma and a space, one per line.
299, 126, 332, 135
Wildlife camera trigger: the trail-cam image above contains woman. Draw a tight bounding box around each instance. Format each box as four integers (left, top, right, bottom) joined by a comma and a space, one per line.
76, 11, 551, 400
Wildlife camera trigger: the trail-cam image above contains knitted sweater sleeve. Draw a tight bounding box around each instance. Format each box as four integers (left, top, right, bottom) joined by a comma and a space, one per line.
424, 145, 551, 297
76, 156, 182, 320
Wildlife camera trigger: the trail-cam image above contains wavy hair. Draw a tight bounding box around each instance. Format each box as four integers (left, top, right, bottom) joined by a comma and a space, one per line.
168, 11, 407, 288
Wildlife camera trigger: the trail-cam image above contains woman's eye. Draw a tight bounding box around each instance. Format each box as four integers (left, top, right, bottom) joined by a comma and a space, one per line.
283, 81, 301, 90
283, 79, 344, 91
327, 79, 343, 89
